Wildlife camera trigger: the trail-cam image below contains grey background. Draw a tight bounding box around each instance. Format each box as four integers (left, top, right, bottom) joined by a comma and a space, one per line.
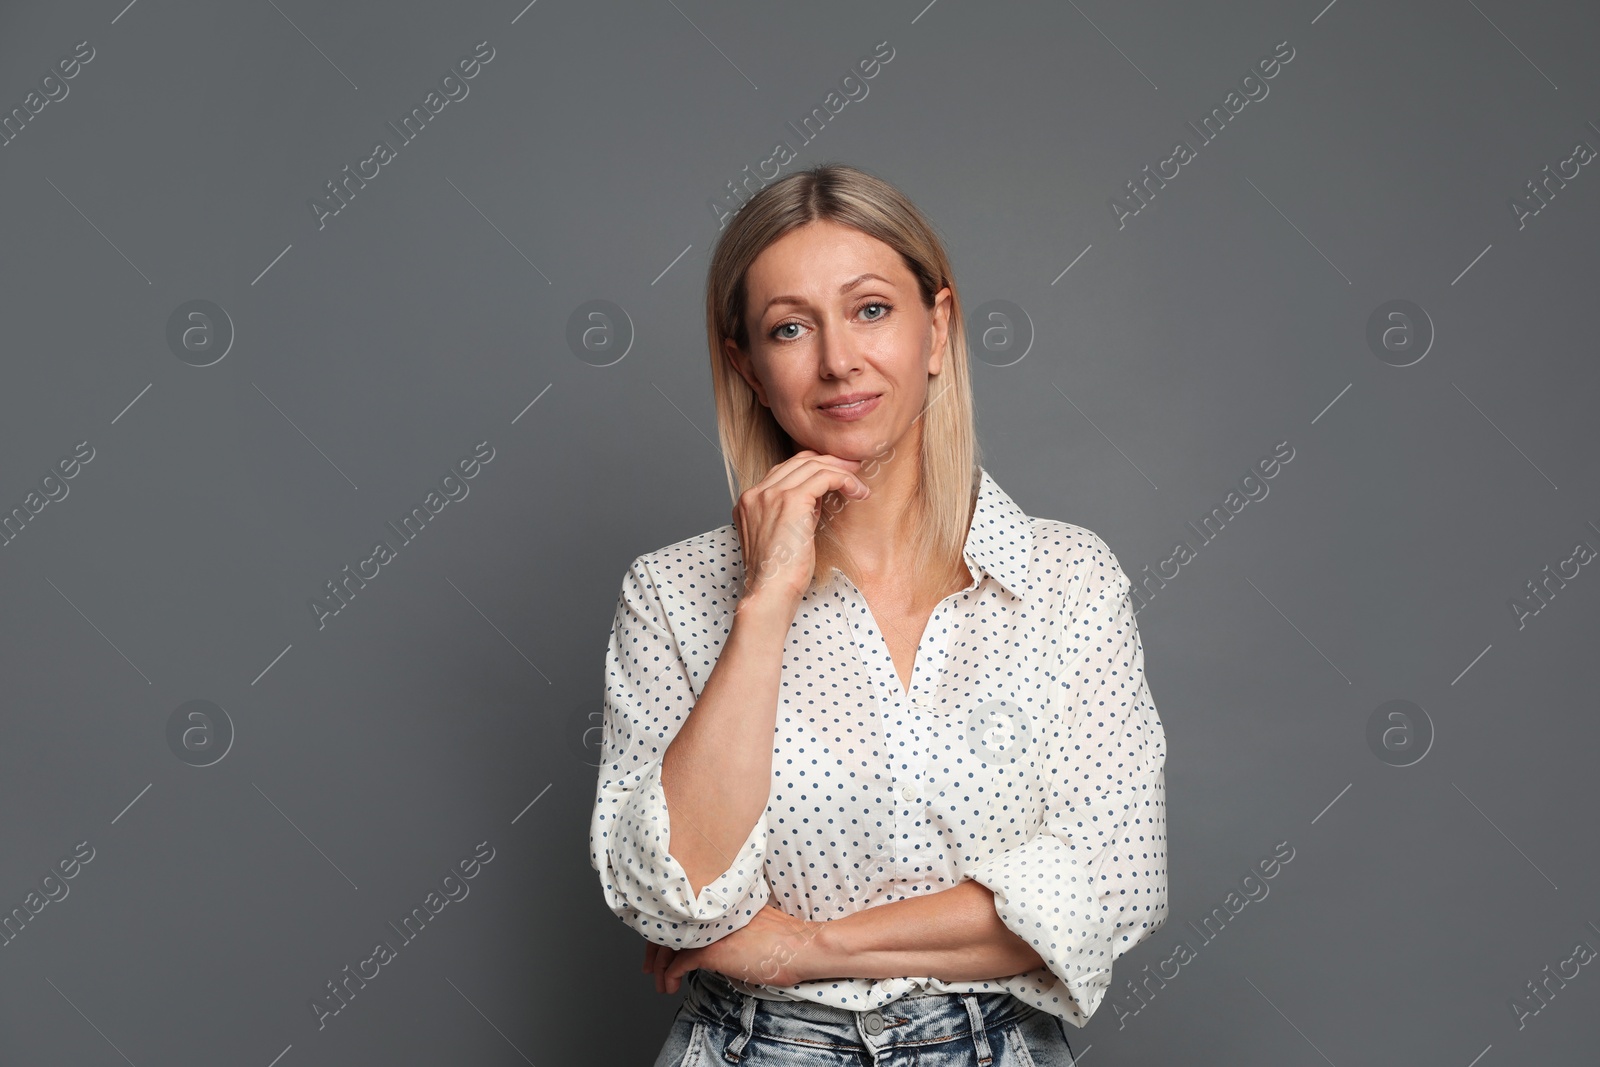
1, 0, 1596, 1064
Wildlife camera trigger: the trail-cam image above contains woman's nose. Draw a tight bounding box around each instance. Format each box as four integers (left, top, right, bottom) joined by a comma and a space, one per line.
815, 323, 861, 376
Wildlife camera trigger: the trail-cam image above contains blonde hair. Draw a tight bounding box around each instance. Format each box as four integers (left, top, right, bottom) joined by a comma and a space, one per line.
704, 162, 981, 593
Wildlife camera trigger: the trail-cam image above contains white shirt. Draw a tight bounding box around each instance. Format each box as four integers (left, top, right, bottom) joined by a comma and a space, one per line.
589, 467, 1167, 1026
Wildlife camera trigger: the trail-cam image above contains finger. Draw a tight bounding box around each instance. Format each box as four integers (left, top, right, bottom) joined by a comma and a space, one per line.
760, 454, 867, 498
643, 942, 657, 973
800, 464, 872, 501
653, 943, 674, 995
664, 948, 701, 996
740, 455, 860, 513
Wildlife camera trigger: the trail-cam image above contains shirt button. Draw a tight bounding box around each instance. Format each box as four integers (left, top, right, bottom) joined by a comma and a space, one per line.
901, 784, 916, 802
862, 1010, 884, 1035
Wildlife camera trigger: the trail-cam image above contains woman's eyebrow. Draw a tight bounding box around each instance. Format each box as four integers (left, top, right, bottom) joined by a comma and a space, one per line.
762, 273, 896, 314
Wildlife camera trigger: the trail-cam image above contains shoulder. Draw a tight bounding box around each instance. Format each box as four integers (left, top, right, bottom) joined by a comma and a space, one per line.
621, 523, 744, 611
1025, 517, 1131, 601
634, 522, 742, 581
1024, 521, 1126, 588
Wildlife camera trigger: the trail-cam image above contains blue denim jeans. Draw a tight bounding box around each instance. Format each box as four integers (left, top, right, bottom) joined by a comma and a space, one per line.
651, 969, 1078, 1066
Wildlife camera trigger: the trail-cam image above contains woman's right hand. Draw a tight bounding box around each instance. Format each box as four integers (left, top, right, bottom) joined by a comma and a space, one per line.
733, 450, 871, 609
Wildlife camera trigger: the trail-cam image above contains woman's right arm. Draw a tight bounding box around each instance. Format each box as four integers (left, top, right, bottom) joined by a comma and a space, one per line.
589, 555, 778, 950
589, 453, 869, 948
663, 453, 870, 897
658, 590, 793, 897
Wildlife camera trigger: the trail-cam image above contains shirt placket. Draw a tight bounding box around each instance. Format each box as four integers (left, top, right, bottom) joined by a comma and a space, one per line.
844, 582, 961, 883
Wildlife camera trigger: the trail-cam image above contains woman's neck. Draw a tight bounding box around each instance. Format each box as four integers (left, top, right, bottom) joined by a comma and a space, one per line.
813, 455, 939, 589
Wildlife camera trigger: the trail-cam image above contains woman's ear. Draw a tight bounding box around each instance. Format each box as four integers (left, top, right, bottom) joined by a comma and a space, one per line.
927, 286, 953, 376
724, 337, 770, 407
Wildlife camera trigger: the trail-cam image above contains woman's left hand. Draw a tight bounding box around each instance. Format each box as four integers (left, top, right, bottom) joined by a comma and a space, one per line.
642, 903, 828, 995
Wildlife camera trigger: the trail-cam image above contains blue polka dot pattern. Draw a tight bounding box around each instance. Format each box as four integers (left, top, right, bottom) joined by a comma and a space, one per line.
589, 467, 1167, 1027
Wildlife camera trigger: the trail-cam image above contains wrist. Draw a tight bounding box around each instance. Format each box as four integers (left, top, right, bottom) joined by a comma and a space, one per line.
733, 587, 800, 629
798, 915, 851, 982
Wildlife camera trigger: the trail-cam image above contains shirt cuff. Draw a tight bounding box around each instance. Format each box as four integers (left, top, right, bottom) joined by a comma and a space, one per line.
963, 835, 1118, 1021
607, 760, 771, 946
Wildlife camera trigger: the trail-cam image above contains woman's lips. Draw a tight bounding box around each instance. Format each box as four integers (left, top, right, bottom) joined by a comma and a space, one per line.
816, 393, 882, 420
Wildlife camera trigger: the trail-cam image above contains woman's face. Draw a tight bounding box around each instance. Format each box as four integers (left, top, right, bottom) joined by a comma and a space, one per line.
725, 219, 952, 462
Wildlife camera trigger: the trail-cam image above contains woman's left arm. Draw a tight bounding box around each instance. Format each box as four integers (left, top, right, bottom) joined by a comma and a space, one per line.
651, 880, 1039, 993
806, 878, 1045, 981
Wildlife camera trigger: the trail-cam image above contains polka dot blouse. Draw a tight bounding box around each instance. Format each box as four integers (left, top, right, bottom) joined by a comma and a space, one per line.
588, 467, 1168, 1027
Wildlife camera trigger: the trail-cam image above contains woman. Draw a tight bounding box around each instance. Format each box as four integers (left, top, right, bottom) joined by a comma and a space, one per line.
589, 163, 1167, 1066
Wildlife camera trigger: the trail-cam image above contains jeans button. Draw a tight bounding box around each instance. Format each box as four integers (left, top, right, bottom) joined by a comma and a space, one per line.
862, 1010, 884, 1035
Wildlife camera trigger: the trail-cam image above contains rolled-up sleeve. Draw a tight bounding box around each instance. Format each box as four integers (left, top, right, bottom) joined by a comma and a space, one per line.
962, 546, 1168, 1023
588, 555, 771, 949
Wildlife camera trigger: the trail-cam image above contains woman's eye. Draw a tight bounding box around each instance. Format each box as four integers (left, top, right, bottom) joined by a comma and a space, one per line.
769, 303, 892, 342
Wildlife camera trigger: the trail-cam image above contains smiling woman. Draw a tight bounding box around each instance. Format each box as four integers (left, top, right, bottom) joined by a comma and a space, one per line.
589, 163, 1167, 1067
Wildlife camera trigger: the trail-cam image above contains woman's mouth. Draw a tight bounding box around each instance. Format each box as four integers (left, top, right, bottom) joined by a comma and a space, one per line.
817, 393, 882, 420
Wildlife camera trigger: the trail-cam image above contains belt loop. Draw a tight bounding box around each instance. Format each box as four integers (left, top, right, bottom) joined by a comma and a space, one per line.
721, 992, 757, 1062
962, 994, 994, 1065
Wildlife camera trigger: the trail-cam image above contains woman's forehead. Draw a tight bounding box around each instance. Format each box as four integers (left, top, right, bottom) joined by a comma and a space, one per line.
745, 226, 910, 300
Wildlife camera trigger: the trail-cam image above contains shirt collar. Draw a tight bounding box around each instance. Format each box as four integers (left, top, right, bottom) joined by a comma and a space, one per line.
963, 466, 1034, 600
819, 466, 1034, 599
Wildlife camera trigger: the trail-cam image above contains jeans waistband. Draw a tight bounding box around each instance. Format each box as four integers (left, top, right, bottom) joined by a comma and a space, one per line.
681, 969, 1036, 1057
